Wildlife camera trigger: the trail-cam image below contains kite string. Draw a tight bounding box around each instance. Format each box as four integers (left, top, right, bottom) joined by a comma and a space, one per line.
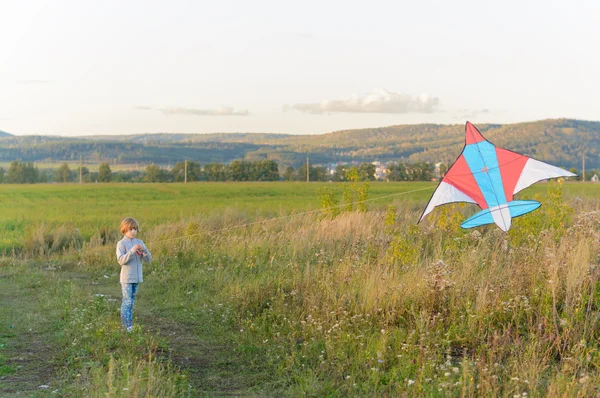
146, 185, 435, 246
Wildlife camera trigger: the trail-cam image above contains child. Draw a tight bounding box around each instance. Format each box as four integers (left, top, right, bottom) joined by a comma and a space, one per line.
116, 217, 152, 332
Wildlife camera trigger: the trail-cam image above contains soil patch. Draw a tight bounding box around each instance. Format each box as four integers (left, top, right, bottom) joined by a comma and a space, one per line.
0, 274, 61, 396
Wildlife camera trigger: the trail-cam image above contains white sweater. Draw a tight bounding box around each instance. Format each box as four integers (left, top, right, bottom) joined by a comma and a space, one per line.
116, 237, 152, 283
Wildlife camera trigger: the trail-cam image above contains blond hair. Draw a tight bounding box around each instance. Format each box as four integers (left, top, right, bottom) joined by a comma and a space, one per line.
120, 217, 139, 234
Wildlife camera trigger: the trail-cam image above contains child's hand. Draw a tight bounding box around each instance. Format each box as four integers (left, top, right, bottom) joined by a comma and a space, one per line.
133, 244, 143, 255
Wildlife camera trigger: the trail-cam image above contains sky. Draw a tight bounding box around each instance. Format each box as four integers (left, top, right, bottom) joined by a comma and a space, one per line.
1, 0, 599, 136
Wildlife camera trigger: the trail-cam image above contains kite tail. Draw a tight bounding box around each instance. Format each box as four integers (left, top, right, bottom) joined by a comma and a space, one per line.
461, 200, 541, 230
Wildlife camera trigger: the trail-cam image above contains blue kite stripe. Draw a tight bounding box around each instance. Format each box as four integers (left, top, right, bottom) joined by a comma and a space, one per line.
463, 141, 507, 209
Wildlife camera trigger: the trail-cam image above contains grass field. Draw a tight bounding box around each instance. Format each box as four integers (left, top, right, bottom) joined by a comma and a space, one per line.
0, 182, 438, 252
2, 181, 599, 252
2, 180, 600, 396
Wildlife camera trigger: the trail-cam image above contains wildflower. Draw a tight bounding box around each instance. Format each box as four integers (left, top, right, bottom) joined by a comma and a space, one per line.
408, 380, 415, 386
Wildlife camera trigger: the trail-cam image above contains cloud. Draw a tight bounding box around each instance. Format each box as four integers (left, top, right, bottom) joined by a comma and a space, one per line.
283, 89, 440, 114
455, 108, 491, 120
136, 105, 249, 116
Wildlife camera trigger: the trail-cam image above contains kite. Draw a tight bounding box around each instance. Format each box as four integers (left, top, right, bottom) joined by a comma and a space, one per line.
419, 122, 575, 231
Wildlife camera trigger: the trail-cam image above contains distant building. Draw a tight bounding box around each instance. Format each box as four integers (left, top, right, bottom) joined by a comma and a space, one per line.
592, 174, 599, 183
434, 162, 444, 179
372, 161, 388, 181
326, 163, 338, 176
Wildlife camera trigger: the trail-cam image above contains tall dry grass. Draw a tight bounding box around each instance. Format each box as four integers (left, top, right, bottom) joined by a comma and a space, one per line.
23, 224, 83, 256
139, 183, 600, 395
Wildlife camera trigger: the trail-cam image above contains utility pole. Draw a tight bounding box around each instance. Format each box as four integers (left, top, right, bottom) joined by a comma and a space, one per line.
582, 152, 586, 183
306, 153, 309, 183
184, 159, 187, 183
79, 153, 83, 184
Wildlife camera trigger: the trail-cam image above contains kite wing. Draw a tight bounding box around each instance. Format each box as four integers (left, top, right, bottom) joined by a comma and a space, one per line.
513, 156, 576, 194
418, 154, 487, 222
493, 147, 575, 200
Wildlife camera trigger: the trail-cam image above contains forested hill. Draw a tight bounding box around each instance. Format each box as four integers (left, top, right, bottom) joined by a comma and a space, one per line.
0, 119, 597, 169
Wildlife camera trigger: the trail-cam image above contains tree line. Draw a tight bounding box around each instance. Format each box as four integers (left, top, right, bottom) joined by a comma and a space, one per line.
0, 160, 280, 183
0, 159, 450, 183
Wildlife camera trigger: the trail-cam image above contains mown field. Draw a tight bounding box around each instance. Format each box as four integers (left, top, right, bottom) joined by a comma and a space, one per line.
0, 182, 436, 252
2, 181, 600, 396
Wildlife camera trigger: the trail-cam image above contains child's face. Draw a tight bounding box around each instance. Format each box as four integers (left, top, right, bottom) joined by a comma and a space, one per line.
125, 227, 137, 239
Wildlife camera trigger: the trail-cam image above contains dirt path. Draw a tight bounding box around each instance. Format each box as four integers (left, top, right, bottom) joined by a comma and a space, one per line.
88, 278, 253, 396
0, 273, 60, 396
0, 266, 264, 396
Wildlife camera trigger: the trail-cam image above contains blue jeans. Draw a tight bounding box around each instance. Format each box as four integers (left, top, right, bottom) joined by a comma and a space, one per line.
121, 283, 139, 329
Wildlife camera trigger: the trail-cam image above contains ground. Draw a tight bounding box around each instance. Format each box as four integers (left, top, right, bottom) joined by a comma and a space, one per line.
0, 264, 259, 396
0, 271, 59, 396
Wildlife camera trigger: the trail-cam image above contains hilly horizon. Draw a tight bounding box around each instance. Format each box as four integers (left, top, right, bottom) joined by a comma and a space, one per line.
0, 118, 597, 170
